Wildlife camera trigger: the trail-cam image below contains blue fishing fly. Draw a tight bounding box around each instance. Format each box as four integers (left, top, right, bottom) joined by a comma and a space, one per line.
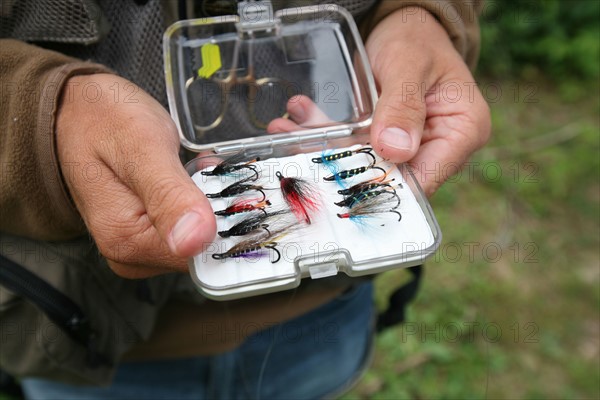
312, 146, 376, 186
337, 189, 402, 222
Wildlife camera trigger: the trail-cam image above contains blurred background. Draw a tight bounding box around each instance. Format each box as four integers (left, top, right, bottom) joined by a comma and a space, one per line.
348, 1, 600, 398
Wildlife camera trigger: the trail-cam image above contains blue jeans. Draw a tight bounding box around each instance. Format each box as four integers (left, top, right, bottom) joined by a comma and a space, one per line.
22, 282, 374, 400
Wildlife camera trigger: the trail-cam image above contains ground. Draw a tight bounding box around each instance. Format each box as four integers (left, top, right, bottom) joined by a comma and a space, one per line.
345, 79, 600, 399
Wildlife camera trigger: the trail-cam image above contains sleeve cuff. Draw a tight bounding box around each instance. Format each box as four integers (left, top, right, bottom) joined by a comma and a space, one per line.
36, 63, 114, 238
0, 39, 112, 240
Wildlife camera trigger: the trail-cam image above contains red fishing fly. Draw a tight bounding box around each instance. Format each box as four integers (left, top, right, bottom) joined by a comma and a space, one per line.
275, 171, 320, 224
214, 198, 271, 217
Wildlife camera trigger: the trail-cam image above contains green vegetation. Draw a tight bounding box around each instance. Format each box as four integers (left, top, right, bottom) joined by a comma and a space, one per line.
346, 84, 598, 399
345, 1, 599, 399
478, 0, 599, 101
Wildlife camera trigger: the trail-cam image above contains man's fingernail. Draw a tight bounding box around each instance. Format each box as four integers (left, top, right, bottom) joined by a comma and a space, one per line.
379, 127, 413, 150
170, 211, 203, 253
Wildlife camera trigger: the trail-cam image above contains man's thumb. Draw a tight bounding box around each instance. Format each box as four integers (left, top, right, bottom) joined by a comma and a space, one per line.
370, 84, 426, 163
165, 191, 216, 257
130, 163, 216, 258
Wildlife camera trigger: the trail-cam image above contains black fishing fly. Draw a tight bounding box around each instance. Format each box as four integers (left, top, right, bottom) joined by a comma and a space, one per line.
335, 187, 401, 209
311, 146, 375, 165
201, 153, 260, 180
337, 180, 396, 197
336, 170, 398, 196
206, 176, 266, 201
337, 189, 402, 222
324, 164, 387, 182
217, 210, 287, 238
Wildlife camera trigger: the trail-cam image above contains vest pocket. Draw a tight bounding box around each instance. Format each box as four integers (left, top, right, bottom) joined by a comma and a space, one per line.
0, 235, 177, 385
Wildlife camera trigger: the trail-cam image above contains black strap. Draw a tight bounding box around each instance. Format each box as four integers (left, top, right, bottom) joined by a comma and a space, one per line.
376, 265, 423, 332
0, 253, 109, 368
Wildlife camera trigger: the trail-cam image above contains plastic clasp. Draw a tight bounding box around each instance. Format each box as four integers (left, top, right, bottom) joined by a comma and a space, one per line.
309, 263, 339, 279
237, 1, 278, 33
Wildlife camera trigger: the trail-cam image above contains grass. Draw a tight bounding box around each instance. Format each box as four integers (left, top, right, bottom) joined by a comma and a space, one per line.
343, 78, 600, 399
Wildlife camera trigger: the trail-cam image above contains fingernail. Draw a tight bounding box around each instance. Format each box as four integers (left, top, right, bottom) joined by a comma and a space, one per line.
379, 127, 413, 150
170, 211, 204, 253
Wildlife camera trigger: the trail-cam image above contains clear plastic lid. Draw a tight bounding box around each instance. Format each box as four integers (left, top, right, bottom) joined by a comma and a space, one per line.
163, 1, 378, 153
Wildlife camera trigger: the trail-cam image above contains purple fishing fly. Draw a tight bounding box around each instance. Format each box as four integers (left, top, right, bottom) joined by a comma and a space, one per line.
211, 228, 292, 263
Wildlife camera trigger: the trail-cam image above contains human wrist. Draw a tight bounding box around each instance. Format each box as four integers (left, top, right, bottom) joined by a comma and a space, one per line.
366, 7, 456, 87
56, 73, 117, 138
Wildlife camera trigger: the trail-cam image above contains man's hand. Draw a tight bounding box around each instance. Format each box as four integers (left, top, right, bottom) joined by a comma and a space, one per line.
269, 8, 490, 197
56, 74, 216, 278
366, 7, 491, 196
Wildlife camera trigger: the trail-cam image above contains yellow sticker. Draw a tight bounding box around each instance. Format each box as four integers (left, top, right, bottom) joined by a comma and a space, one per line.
197, 43, 222, 79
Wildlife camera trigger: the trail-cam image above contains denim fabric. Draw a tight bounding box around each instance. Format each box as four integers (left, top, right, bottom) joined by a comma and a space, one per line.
22, 282, 374, 400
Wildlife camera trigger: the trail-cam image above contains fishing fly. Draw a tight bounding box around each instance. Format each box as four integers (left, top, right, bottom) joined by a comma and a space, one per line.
206, 176, 267, 201
335, 186, 401, 208
337, 179, 398, 197
337, 189, 402, 221
201, 153, 260, 180
337, 170, 399, 196
276, 171, 321, 224
217, 210, 287, 238
311, 146, 375, 166
214, 198, 271, 217
212, 229, 290, 263
324, 163, 387, 183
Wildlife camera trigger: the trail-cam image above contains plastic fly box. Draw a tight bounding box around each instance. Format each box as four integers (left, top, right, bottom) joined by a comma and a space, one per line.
164, 1, 442, 300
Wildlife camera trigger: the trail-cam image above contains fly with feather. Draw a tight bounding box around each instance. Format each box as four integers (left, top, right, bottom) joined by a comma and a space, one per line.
201, 147, 406, 264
